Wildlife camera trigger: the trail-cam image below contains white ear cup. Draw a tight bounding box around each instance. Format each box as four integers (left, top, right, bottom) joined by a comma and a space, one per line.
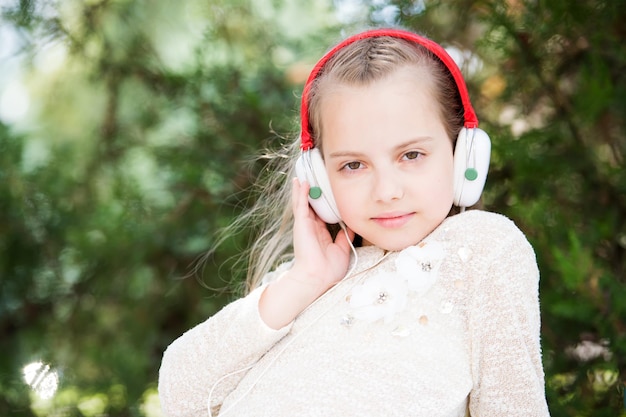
453, 128, 491, 207
294, 148, 342, 224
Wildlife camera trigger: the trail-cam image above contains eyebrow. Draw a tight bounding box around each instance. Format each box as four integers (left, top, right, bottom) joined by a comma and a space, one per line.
327, 136, 435, 158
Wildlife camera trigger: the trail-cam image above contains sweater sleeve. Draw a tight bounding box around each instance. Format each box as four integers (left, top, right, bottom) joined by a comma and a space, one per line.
158, 284, 292, 417
467, 217, 550, 416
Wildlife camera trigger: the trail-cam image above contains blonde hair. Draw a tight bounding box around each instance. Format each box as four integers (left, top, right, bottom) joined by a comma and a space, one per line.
233, 34, 466, 293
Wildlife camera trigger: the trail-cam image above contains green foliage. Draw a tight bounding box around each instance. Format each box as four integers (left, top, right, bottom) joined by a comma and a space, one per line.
1, 0, 342, 415
1, 0, 625, 416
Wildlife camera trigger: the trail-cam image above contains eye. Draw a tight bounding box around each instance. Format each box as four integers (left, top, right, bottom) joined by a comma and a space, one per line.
342, 161, 362, 171
402, 151, 422, 160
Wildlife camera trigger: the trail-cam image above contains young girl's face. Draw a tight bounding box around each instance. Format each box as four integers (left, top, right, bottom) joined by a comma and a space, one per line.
321, 66, 455, 251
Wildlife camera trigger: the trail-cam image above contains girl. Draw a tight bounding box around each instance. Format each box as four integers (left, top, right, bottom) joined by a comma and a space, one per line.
158, 28, 550, 416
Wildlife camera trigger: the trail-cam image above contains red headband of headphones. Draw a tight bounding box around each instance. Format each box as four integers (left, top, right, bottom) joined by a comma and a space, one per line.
299, 28, 479, 151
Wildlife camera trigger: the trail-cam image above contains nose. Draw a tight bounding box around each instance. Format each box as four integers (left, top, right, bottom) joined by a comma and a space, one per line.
372, 166, 404, 202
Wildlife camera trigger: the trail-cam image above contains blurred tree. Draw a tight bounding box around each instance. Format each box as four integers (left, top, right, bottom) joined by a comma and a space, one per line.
1, 0, 625, 416
0, 0, 346, 415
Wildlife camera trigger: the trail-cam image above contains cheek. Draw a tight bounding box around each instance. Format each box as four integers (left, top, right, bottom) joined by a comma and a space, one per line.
329, 179, 354, 213
327, 175, 365, 224
440, 165, 455, 193
423, 158, 455, 202
440, 163, 456, 204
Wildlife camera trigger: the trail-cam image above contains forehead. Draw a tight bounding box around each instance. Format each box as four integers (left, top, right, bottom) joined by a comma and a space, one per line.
319, 68, 448, 154
312, 63, 435, 141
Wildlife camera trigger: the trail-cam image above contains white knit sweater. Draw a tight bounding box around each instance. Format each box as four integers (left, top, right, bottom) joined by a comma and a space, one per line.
158, 210, 550, 416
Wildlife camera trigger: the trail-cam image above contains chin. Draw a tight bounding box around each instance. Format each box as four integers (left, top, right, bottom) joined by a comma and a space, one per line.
366, 238, 421, 252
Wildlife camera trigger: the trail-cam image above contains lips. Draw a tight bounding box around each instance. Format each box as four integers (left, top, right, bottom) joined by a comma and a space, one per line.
371, 212, 414, 228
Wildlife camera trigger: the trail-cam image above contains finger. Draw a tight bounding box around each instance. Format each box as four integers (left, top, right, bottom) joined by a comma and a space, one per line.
334, 226, 356, 253
292, 178, 308, 215
312, 213, 332, 245
291, 177, 299, 214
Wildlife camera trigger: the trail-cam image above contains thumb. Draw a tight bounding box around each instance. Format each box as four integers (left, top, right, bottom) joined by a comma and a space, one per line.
334, 225, 356, 254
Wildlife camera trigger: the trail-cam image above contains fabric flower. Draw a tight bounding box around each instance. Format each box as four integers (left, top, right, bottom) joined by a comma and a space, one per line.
348, 272, 408, 324
395, 240, 445, 295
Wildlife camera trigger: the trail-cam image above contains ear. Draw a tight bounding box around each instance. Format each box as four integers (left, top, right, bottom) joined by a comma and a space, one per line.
295, 148, 342, 224
453, 128, 491, 208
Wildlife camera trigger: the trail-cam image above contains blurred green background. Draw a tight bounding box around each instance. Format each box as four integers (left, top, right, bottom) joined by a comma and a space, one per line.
1, 0, 624, 416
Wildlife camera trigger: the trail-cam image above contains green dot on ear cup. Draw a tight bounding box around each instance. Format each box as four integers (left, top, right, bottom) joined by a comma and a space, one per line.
464, 168, 478, 181
309, 186, 322, 199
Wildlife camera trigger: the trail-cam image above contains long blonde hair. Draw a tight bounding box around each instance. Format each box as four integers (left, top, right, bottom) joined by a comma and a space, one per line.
232, 33, 465, 293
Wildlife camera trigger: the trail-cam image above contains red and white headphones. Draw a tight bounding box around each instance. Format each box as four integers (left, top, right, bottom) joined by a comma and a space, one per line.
295, 28, 491, 224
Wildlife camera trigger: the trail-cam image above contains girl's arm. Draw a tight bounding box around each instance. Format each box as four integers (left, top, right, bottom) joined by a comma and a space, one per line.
158, 283, 291, 417
159, 179, 353, 415
467, 215, 550, 416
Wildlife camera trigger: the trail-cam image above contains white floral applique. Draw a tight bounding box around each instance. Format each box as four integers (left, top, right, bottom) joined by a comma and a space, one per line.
395, 240, 445, 296
342, 240, 446, 327
348, 272, 408, 324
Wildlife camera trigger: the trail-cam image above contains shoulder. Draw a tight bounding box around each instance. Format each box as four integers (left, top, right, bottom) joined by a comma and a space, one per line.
438, 211, 540, 305
437, 210, 536, 268
442, 210, 529, 246
444, 209, 520, 232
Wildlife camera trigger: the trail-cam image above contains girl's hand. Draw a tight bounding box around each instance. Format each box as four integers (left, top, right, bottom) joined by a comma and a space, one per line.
289, 178, 354, 292
258, 178, 354, 329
